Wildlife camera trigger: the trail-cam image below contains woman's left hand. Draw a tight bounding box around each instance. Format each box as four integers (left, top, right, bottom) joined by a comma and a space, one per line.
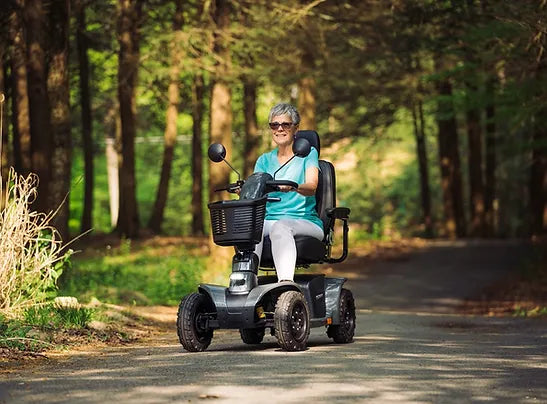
278, 185, 295, 193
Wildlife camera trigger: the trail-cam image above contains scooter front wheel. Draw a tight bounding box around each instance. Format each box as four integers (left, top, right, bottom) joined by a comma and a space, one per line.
177, 293, 213, 352
274, 291, 310, 351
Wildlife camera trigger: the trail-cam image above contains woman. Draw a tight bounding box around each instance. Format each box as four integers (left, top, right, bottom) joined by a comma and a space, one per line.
253, 103, 324, 281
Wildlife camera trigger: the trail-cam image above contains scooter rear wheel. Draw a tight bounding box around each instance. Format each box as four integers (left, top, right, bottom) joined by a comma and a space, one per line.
274, 291, 310, 351
327, 288, 356, 343
239, 328, 265, 344
177, 293, 213, 352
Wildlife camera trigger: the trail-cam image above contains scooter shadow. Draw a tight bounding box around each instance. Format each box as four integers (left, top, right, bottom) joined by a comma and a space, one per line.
207, 337, 341, 352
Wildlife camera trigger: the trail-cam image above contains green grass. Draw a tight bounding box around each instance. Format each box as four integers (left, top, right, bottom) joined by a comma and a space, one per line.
0, 304, 93, 352
24, 305, 94, 329
59, 241, 204, 306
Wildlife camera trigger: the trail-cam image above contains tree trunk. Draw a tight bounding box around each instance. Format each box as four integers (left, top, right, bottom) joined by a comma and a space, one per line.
298, 76, 316, 130
484, 78, 497, 236
411, 100, 433, 237
148, 0, 184, 233
76, 0, 94, 234
529, 62, 547, 235
435, 76, 466, 238
209, 0, 232, 205
209, 0, 233, 266
243, 78, 260, 178
9, 7, 32, 175
25, 0, 52, 213
47, 0, 71, 241
466, 87, 486, 237
191, 73, 205, 236
0, 55, 8, 185
116, 0, 142, 238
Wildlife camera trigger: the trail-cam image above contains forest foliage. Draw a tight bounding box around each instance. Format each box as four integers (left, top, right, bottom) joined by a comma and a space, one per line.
0, 0, 546, 242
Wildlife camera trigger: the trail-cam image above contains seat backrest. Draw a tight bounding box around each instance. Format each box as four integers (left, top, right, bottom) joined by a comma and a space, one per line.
317, 160, 335, 233
295, 130, 335, 234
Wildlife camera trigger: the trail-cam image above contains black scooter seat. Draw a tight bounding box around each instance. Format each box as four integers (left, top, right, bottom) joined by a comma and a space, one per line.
260, 235, 327, 267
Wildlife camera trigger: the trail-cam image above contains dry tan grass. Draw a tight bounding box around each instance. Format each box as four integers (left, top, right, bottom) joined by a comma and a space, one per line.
0, 169, 69, 317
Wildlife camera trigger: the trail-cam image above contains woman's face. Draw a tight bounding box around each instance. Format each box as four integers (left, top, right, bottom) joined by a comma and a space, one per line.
269, 113, 298, 148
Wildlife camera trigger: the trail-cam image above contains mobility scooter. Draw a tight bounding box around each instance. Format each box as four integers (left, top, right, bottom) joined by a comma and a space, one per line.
176, 130, 355, 352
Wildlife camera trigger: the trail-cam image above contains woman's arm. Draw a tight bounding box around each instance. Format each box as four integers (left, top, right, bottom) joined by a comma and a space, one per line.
297, 165, 319, 196
279, 165, 318, 196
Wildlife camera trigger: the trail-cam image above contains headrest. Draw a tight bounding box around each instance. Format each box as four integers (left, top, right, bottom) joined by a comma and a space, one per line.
295, 130, 320, 157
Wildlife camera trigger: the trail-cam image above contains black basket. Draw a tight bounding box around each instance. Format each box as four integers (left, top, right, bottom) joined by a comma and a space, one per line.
208, 197, 267, 247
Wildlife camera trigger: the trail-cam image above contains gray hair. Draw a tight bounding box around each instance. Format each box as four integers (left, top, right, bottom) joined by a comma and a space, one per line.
268, 103, 300, 125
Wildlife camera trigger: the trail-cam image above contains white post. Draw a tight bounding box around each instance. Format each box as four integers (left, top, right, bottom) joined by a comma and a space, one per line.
105, 137, 119, 228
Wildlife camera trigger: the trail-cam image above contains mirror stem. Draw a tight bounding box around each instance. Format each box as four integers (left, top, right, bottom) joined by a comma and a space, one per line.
222, 159, 241, 181
273, 154, 296, 180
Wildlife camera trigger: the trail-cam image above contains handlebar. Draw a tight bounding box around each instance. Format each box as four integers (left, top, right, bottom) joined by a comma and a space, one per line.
265, 180, 298, 191
215, 180, 244, 193
215, 179, 299, 195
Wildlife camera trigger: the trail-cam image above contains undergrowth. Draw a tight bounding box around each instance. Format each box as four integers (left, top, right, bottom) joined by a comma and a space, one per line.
0, 169, 73, 317
59, 240, 204, 306
0, 303, 93, 352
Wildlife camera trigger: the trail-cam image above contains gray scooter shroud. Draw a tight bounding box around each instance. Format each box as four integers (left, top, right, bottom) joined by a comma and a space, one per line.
198, 274, 347, 330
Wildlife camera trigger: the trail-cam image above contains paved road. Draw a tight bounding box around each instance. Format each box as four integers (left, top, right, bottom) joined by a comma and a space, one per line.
1, 240, 546, 403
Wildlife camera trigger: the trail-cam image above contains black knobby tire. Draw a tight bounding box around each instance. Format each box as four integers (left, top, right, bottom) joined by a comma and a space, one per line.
327, 288, 356, 343
177, 293, 214, 352
239, 328, 265, 344
274, 291, 310, 351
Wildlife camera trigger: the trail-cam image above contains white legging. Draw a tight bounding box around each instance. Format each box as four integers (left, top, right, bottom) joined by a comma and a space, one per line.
254, 219, 324, 281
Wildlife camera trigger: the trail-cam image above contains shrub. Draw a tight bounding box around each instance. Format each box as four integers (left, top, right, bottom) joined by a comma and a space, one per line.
0, 169, 72, 317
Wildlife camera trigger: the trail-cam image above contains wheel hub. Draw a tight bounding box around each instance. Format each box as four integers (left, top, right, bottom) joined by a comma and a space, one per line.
290, 303, 307, 340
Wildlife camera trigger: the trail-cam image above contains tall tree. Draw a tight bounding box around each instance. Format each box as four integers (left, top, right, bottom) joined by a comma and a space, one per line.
209, 0, 233, 204
116, 0, 143, 238
148, 0, 184, 233
47, 0, 71, 240
25, 0, 52, 213
76, 0, 94, 234
465, 82, 486, 237
243, 77, 259, 178
435, 70, 466, 238
8, 5, 31, 175
191, 73, 205, 236
297, 61, 317, 130
411, 99, 433, 237
209, 0, 233, 264
0, 54, 8, 185
484, 78, 497, 236
529, 60, 547, 235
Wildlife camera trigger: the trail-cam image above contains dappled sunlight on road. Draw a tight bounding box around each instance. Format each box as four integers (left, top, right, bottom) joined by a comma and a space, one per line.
3, 311, 545, 403
2, 240, 545, 403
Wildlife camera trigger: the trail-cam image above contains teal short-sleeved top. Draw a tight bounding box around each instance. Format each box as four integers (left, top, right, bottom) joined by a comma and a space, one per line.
254, 147, 323, 231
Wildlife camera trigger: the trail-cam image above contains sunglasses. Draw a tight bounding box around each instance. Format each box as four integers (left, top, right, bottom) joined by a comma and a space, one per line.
269, 122, 295, 130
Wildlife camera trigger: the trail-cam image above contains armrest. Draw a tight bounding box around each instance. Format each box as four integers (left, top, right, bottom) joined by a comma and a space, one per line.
326, 207, 350, 220
324, 207, 350, 264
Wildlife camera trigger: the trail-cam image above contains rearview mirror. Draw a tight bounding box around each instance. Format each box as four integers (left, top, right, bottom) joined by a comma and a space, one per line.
293, 137, 311, 158
208, 143, 226, 163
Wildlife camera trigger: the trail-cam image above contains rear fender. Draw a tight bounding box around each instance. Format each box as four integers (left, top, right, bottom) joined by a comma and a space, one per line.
325, 277, 347, 324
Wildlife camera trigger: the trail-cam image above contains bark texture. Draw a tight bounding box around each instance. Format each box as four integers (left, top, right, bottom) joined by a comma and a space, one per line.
436, 77, 466, 238
116, 0, 143, 238
8, 7, 32, 175
76, 0, 94, 233
25, 0, 53, 213
47, 0, 72, 241
148, 0, 184, 233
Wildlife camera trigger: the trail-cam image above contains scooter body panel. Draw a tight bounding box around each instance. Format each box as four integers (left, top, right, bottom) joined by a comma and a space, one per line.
198, 282, 301, 329
198, 274, 347, 329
